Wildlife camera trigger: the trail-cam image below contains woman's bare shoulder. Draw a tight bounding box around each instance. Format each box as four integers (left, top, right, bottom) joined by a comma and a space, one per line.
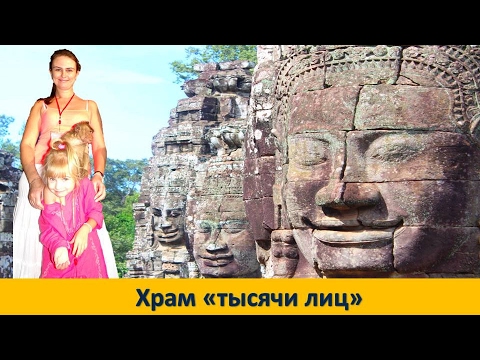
87, 99, 99, 109
74, 94, 98, 107
26, 99, 46, 119
78, 94, 96, 103
31, 99, 45, 109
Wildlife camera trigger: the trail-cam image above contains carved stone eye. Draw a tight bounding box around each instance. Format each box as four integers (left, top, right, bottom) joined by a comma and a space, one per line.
290, 136, 329, 166
366, 134, 423, 163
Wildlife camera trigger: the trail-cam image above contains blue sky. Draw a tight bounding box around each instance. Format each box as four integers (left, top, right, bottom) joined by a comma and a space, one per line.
0, 45, 201, 160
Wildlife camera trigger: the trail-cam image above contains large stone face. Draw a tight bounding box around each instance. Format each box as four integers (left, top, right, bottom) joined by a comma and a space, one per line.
245, 45, 480, 278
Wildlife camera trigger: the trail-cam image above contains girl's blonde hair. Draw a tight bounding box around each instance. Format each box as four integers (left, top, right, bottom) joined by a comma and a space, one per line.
42, 139, 88, 186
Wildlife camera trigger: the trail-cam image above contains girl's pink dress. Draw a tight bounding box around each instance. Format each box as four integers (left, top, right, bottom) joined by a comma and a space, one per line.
39, 177, 108, 278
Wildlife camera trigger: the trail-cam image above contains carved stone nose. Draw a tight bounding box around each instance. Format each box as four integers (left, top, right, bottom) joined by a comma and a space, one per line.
316, 182, 380, 209
160, 222, 172, 228
206, 242, 227, 251
315, 183, 348, 209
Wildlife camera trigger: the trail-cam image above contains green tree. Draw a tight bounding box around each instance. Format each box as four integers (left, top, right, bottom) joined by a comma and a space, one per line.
1, 139, 21, 168
105, 192, 139, 277
103, 158, 146, 213
0, 114, 14, 143
102, 158, 146, 277
0, 115, 22, 169
170, 45, 257, 84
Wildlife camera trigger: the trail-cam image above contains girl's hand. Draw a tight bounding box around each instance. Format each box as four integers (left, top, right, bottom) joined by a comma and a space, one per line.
54, 247, 70, 269
70, 225, 89, 257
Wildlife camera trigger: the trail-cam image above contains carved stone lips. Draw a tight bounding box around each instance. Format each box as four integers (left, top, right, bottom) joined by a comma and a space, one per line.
312, 228, 395, 244
160, 231, 178, 238
158, 230, 181, 243
304, 215, 402, 228
200, 254, 234, 267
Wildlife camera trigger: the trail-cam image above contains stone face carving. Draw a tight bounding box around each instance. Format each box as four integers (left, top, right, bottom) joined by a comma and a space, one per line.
186, 154, 260, 278
245, 45, 480, 278
126, 60, 255, 278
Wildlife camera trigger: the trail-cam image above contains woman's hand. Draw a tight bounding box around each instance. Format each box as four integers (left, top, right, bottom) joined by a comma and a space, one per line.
28, 178, 45, 210
91, 172, 106, 202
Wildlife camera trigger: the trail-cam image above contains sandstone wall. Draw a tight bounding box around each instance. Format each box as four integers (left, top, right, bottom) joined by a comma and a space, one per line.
125, 60, 255, 278
129, 45, 480, 279
0, 151, 21, 277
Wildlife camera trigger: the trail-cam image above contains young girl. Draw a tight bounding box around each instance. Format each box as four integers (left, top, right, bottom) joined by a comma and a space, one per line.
39, 139, 108, 278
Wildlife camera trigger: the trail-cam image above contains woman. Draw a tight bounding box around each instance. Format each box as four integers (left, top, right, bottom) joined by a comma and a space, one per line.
13, 48, 118, 278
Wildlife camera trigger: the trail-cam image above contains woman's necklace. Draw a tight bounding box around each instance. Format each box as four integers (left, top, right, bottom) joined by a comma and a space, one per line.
55, 93, 75, 131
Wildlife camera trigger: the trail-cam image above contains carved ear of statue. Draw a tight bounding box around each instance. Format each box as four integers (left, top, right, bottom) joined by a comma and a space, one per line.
469, 113, 480, 144
271, 128, 283, 152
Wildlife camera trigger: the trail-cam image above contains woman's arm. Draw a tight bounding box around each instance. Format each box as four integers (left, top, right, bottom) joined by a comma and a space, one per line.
20, 100, 45, 210
83, 178, 104, 227
88, 100, 107, 202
